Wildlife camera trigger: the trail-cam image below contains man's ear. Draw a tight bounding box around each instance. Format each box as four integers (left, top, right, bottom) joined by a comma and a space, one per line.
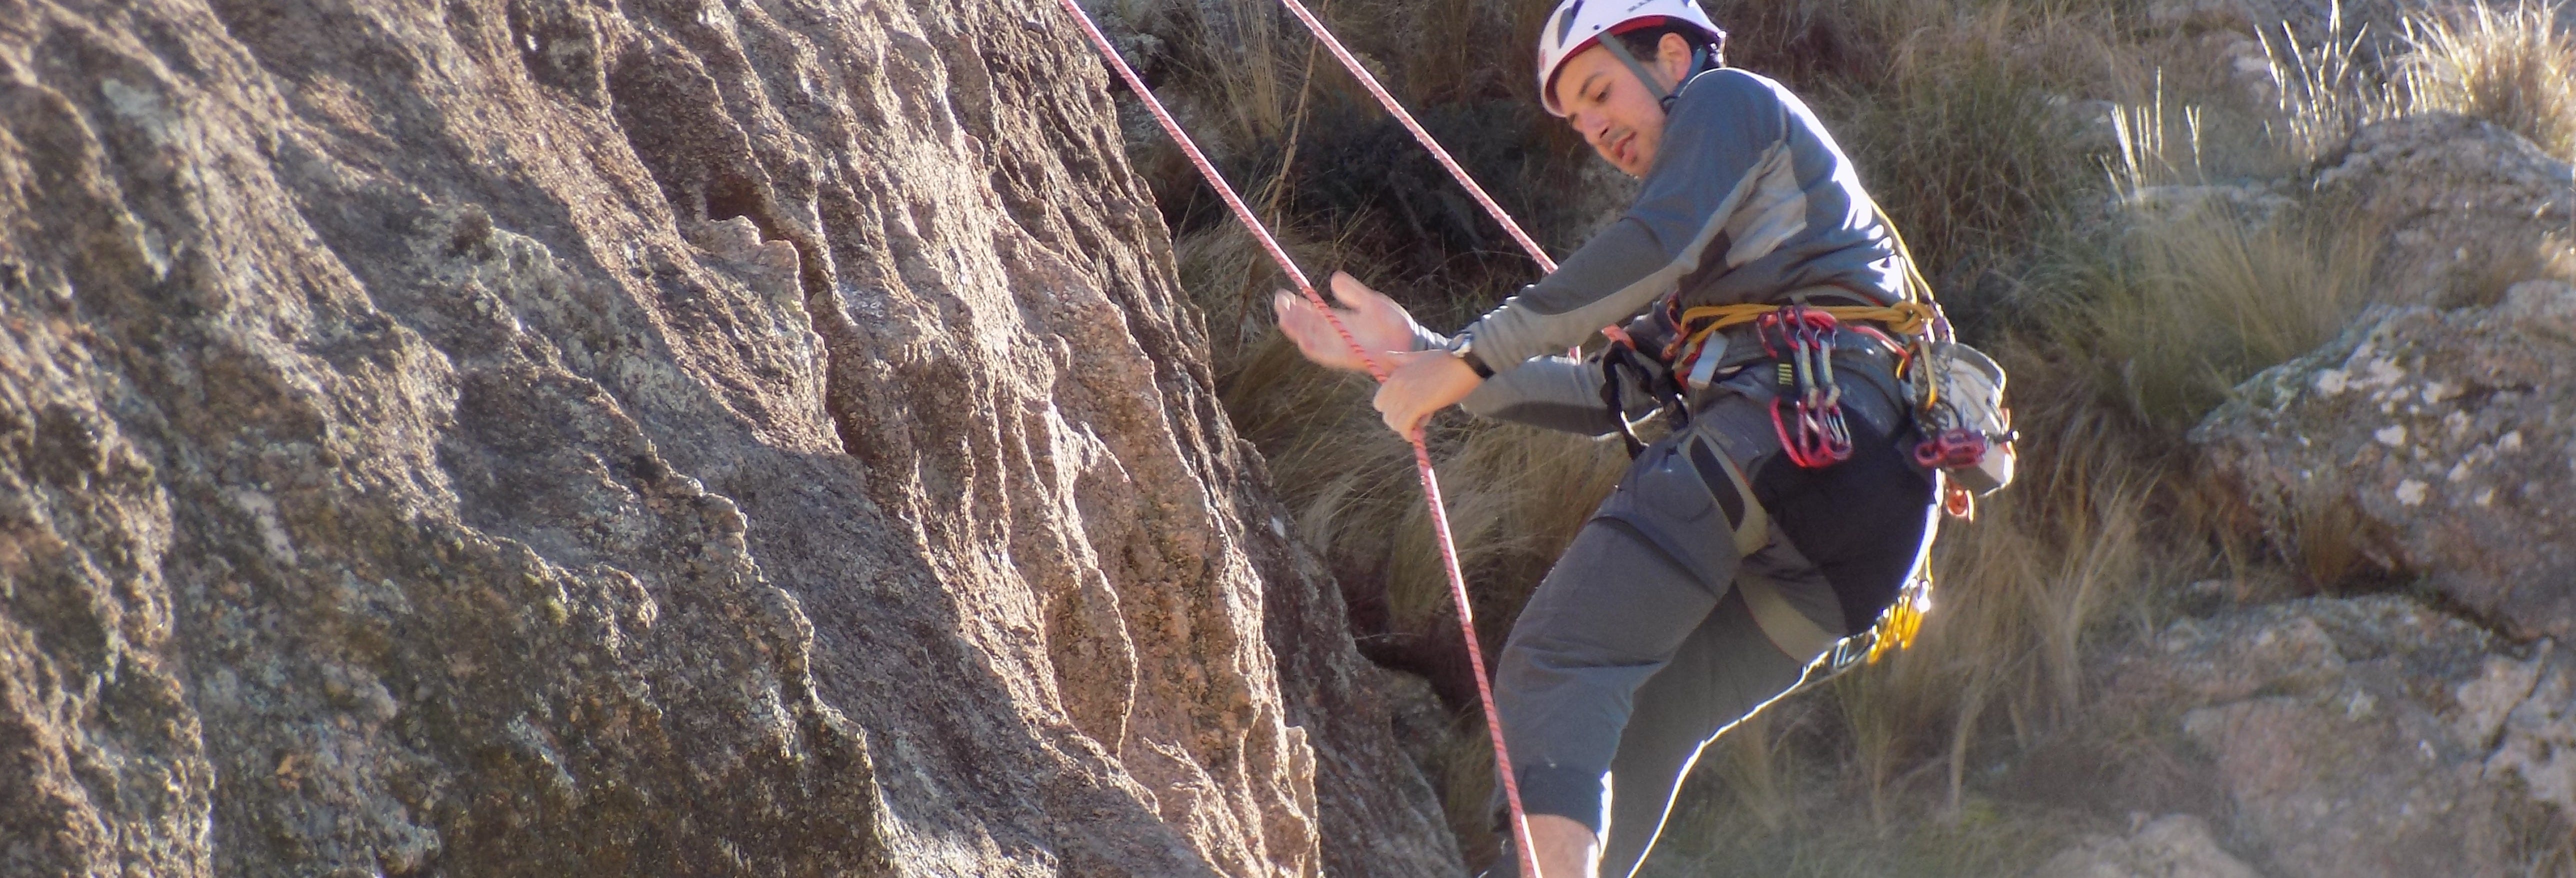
1656, 32, 1695, 81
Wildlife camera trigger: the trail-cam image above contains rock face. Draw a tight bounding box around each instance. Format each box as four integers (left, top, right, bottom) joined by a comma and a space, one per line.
2313, 115, 2576, 310
2194, 116, 2576, 636
2194, 282, 2576, 634
0, 0, 1452, 874
2081, 597, 2568, 878
2028, 814, 2261, 878
2194, 282, 2576, 636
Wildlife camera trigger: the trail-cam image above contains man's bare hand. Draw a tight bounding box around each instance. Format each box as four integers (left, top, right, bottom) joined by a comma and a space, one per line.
1274, 272, 1422, 374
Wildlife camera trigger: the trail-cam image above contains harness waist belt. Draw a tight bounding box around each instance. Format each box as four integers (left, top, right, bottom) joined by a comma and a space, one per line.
1678, 322, 1904, 394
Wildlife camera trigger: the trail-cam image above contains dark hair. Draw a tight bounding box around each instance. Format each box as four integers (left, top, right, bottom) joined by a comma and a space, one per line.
1610, 24, 1725, 67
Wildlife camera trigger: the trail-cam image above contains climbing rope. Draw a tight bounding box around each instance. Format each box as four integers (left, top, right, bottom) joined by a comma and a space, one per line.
1050, 2, 1542, 874
1273, 0, 1556, 274
1274, 0, 1634, 352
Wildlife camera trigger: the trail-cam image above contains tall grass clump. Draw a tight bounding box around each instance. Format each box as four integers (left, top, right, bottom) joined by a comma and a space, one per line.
2262, 0, 2576, 164
2258, 4, 2404, 163
2034, 203, 2383, 434
2106, 78, 2207, 194
1832, 0, 2124, 284
2398, 0, 2576, 158
1834, 422, 2159, 809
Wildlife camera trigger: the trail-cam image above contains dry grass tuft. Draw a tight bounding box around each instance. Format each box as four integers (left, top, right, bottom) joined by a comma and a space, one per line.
2258, 4, 2404, 163
2260, 0, 2576, 162
1430, 716, 1502, 866
2398, 0, 2576, 159
2283, 475, 2394, 589
2107, 78, 2209, 194
1823, 405, 2162, 814
2030, 200, 2384, 434
1384, 426, 1629, 622
1766, 0, 2130, 284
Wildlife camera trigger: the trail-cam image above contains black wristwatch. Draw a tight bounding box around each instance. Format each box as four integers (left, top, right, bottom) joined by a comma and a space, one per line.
1446, 332, 1495, 378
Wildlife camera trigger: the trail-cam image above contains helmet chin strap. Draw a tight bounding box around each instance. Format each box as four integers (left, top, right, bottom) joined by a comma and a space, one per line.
1596, 35, 1716, 113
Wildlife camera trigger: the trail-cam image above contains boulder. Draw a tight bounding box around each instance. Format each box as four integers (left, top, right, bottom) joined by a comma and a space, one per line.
2028, 814, 2263, 878
0, 0, 1454, 875
2192, 280, 2576, 637
2482, 643, 2576, 814
2194, 114, 2576, 636
2312, 114, 2576, 310
2088, 597, 2564, 878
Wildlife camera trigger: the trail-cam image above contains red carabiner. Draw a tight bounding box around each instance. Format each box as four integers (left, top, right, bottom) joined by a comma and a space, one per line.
1912, 428, 1987, 468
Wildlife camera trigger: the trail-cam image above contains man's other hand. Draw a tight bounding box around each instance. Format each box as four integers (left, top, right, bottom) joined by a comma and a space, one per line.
1274, 272, 1422, 374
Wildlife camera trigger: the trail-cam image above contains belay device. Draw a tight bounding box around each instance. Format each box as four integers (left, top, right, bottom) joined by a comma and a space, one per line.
1909, 336, 2016, 516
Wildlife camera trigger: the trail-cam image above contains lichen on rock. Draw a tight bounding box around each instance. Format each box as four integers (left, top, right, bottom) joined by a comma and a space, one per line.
2194, 116, 2576, 638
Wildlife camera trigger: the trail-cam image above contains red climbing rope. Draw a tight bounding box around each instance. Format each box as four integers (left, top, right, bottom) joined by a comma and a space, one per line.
1052, 2, 1540, 874
1274, 0, 1629, 352
1274, 0, 1558, 275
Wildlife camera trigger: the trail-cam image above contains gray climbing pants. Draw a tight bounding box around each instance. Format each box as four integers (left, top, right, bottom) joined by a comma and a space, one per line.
1493, 348, 1936, 878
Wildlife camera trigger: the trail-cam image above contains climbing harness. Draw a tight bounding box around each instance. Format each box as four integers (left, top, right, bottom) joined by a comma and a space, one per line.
1642, 236, 2017, 516
1052, 2, 1540, 873
1598, 217, 2016, 670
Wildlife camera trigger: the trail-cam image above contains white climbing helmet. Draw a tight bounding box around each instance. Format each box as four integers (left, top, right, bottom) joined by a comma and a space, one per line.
1534, 0, 1727, 116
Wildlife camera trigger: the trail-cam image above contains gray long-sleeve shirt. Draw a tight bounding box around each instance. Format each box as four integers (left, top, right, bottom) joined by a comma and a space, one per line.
1448, 66, 1911, 434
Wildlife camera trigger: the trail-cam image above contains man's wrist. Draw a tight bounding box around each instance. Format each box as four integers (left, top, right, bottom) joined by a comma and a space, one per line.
1446, 332, 1496, 378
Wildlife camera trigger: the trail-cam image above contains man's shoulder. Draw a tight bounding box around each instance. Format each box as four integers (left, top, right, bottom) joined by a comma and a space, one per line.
1672, 67, 1790, 118
1700, 66, 1788, 90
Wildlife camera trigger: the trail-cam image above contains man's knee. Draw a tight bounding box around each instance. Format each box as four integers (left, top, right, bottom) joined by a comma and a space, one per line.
1518, 762, 1612, 837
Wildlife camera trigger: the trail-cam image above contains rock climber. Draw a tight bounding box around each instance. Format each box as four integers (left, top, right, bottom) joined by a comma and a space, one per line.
1272, 0, 1941, 874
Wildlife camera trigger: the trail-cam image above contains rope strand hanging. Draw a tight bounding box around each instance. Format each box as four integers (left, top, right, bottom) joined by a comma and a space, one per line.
1274, 0, 1558, 275
1050, 2, 1541, 874
1273, 0, 1631, 350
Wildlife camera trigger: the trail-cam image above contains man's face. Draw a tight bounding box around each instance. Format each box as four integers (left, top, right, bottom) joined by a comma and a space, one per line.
1549, 35, 1694, 178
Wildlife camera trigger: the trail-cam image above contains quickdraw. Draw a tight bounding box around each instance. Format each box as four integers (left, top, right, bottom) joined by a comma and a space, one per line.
1754, 305, 1856, 469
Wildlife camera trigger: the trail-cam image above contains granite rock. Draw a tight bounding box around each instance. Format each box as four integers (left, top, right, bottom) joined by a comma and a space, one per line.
0, 0, 1454, 874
